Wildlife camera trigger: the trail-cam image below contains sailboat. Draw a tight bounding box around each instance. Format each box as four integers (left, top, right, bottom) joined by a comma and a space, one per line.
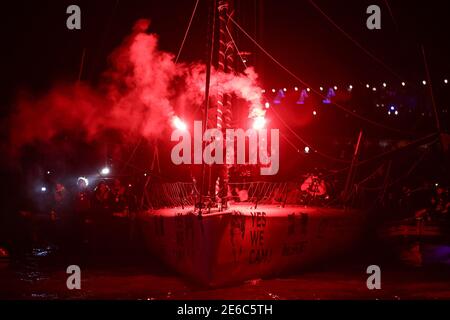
137, 196, 365, 286
136, 0, 367, 287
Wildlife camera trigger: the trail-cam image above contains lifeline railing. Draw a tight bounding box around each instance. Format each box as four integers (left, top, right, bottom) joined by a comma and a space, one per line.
140, 181, 323, 210
227, 181, 291, 205
141, 181, 199, 209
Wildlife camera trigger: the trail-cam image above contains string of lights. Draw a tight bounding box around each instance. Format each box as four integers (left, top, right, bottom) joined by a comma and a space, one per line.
262, 81, 449, 120
260, 78, 449, 94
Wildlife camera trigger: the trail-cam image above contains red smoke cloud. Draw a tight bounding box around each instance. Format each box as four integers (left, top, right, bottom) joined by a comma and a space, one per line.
9, 19, 264, 151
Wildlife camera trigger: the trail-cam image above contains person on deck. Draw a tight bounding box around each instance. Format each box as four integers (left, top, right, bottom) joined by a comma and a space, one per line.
300, 173, 328, 205
415, 184, 449, 222
235, 187, 249, 202
92, 180, 112, 219
91, 180, 112, 250
75, 177, 91, 219
430, 186, 449, 221
52, 183, 68, 220
74, 177, 91, 245
110, 178, 127, 213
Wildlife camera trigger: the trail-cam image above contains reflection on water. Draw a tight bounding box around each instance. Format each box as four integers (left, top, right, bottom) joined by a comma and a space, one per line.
399, 242, 423, 267
1, 240, 450, 300
32, 246, 56, 258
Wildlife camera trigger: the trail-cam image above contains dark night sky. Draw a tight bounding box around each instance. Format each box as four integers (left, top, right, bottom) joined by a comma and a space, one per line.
1, 0, 449, 115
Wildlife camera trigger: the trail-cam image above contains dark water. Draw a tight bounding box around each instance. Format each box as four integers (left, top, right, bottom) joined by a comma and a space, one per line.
1, 240, 450, 300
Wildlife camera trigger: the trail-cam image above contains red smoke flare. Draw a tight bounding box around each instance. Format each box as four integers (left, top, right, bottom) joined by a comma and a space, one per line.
9, 19, 265, 152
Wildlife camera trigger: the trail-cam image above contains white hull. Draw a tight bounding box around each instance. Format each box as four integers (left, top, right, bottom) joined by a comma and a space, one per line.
138, 204, 366, 286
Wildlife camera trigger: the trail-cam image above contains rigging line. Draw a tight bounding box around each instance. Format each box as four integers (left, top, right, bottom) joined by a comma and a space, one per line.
421, 45, 441, 133
77, 48, 87, 83
226, 24, 334, 164
383, 147, 430, 187
227, 14, 414, 136
87, 0, 120, 80
322, 135, 439, 182
270, 107, 351, 163
306, 0, 403, 81
279, 131, 306, 159
225, 25, 248, 69
349, 134, 439, 175
383, 0, 400, 33
119, 137, 143, 175
357, 163, 386, 186
360, 147, 430, 191
356, 134, 438, 168
175, 0, 201, 64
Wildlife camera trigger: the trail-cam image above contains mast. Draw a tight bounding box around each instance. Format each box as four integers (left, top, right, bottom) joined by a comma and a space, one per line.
215, 0, 234, 206
199, 0, 217, 211
342, 130, 363, 205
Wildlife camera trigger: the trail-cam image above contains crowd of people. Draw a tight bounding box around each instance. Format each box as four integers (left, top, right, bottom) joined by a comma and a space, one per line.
223, 169, 450, 226
38, 177, 135, 221
31, 177, 137, 250
405, 184, 450, 223
25, 168, 450, 251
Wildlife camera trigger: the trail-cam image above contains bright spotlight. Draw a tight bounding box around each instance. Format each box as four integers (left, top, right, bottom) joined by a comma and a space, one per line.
390, 106, 395, 111
319, 86, 324, 91
366, 84, 370, 88
444, 79, 448, 84
422, 80, 427, 85
333, 86, 338, 91
172, 116, 187, 131
41, 187, 47, 192
77, 177, 89, 187
271, 88, 276, 93
372, 87, 377, 91
252, 116, 266, 130
401, 82, 406, 87
264, 102, 270, 109
294, 86, 299, 91
306, 88, 311, 92
395, 110, 399, 115
46, 171, 51, 175
101, 167, 111, 176
304, 146, 310, 154
348, 85, 353, 90
382, 82, 387, 88
312, 110, 317, 116
283, 88, 287, 92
